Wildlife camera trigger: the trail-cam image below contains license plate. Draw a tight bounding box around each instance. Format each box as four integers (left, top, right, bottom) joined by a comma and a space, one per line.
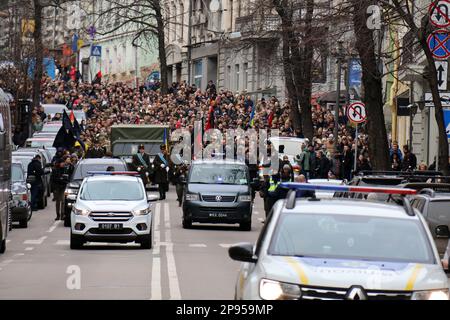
98, 223, 123, 230
209, 213, 227, 218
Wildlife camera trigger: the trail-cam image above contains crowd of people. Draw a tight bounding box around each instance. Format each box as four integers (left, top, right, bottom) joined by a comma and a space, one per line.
24, 74, 428, 184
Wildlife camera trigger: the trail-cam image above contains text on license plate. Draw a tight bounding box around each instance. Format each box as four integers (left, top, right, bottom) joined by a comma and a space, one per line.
99, 223, 123, 230
209, 213, 227, 218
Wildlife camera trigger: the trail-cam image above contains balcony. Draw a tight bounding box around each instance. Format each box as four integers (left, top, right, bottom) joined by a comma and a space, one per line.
235, 15, 280, 37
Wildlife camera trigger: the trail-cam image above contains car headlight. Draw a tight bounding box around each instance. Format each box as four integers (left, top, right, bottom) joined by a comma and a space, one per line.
259, 279, 301, 300
412, 289, 449, 300
65, 188, 78, 195
132, 207, 151, 216
238, 195, 252, 202
73, 207, 91, 216
185, 194, 199, 201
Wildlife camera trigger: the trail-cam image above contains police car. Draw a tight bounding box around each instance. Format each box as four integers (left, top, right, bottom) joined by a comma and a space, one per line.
229, 183, 449, 300
70, 171, 158, 249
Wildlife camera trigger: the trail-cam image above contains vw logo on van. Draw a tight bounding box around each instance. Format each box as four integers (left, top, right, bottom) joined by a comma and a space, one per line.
215, 195, 222, 202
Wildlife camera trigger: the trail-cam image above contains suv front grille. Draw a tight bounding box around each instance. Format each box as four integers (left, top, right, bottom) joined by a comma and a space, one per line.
201, 195, 236, 202
301, 285, 412, 300
89, 212, 133, 222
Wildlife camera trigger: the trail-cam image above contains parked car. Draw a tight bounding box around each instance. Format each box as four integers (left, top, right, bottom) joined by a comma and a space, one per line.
13, 148, 52, 197
41, 122, 62, 134
41, 104, 68, 119
11, 162, 32, 228
11, 153, 49, 209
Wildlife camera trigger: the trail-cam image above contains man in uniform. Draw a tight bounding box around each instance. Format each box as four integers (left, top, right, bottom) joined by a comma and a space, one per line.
132, 144, 151, 187
152, 145, 170, 200
27, 155, 44, 211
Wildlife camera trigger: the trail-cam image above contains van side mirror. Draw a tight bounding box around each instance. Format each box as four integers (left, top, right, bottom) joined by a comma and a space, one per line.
436, 225, 450, 238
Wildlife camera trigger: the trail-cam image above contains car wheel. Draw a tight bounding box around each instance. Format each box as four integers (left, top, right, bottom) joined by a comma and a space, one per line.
19, 218, 28, 228
70, 233, 83, 249
239, 220, 251, 231
182, 216, 192, 229
0, 239, 5, 254
140, 232, 153, 249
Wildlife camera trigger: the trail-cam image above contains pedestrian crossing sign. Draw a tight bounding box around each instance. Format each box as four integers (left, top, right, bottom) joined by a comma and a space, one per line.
91, 45, 102, 57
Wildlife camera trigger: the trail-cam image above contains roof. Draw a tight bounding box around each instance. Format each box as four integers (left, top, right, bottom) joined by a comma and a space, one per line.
191, 159, 246, 165
281, 199, 416, 220
84, 175, 141, 183
78, 158, 126, 165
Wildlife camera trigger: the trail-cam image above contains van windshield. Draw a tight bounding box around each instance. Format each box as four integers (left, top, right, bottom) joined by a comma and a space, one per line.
189, 164, 248, 185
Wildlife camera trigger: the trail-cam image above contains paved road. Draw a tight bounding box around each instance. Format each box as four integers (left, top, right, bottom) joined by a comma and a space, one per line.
0, 190, 264, 299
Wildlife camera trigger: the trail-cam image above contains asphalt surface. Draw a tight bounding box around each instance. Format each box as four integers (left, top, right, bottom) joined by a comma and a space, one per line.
0, 190, 264, 299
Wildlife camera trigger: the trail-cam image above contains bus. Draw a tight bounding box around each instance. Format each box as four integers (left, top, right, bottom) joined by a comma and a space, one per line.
0, 88, 12, 253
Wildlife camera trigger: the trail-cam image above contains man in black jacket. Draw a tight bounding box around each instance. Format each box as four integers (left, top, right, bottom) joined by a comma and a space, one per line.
85, 140, 105, 158
51, 158, 72, 220
314, 151, 330, 179
152, 145, 170, 200
132, 145, 151, 186
27, 155, 44, 211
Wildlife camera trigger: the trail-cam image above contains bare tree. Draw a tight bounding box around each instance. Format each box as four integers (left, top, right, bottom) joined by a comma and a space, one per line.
94, 0, 169, 94
382, 0, 449, 174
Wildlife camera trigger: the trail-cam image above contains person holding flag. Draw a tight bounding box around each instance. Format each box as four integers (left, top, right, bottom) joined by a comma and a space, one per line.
53, 110, 84, 151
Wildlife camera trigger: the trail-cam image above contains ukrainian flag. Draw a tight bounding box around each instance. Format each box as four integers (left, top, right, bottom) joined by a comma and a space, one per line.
163, 128, 168, 151
249, 104, 255, 127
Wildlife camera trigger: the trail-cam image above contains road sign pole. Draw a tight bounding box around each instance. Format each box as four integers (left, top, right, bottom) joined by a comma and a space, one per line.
354, 123, 358, 174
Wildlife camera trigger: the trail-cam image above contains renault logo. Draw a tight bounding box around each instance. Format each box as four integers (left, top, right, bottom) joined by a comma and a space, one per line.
215, 195, 222, 202
345, 286, 367, 300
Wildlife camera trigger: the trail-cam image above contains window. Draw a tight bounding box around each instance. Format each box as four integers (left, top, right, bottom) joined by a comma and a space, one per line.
235, 64, 240, 91
194, 60, 203, 88
243, 63, 248, 90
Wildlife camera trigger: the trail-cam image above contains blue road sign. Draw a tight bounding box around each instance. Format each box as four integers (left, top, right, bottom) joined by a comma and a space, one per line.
444, 109, 450, 138
91, 45, 102, 57
427, 30, 450, 59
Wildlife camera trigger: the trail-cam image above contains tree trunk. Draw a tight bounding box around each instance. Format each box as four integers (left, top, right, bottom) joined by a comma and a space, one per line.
32, 0, 43, 110
154, 1, 168, 95
351, 0, 390, 170
297, 0, 315, 140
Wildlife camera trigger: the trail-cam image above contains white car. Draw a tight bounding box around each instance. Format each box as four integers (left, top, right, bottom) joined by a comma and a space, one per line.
70, 172, 158, 249
229, 183, 449, 300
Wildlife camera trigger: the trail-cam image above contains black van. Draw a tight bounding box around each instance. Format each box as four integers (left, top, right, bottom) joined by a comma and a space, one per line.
182, 160, 254, 231
0, 89, 12, 253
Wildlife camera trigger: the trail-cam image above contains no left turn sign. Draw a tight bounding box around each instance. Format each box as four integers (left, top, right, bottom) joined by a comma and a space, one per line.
347, 102, 366, 124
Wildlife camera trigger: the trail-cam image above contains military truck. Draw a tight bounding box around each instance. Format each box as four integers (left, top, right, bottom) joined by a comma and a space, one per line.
110, 124, 170, 167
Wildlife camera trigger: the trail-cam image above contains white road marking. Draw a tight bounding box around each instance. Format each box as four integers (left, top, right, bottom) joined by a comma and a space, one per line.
14, 253, 24, 257
153, 202, 161, 256
164, 203, 181, 300
254, 211, 259, 215
150, 202, 162, 300
150, 257, 162, 299
5, 240, 11, 244
258, 218, 265, 222
47, 220, 61, 233
24, 236, 47, 245
189, 244, 207, 248
56, 240, 70, 245
219, 244, 233, 248
25, 247, 34, 251
1, 259, 13, 265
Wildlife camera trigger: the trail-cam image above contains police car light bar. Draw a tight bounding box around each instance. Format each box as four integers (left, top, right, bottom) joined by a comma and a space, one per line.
86, 171, 140, 176
280, 182, 418, 195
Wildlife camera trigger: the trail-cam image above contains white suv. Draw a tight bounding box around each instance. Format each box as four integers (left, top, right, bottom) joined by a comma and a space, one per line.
229, 183, 449, 300
70, 172, 157, 249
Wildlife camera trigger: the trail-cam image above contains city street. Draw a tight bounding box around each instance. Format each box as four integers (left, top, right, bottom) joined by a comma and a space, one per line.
0, 190, 264, 299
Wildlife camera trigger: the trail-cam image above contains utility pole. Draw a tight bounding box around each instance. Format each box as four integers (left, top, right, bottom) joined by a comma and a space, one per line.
334, 41, 344, 154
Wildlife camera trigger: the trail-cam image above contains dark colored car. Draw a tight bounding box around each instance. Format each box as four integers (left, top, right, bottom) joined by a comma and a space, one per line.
10, 162, 32, 228
182, 160, 254, 231
63, 158, 128, 227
